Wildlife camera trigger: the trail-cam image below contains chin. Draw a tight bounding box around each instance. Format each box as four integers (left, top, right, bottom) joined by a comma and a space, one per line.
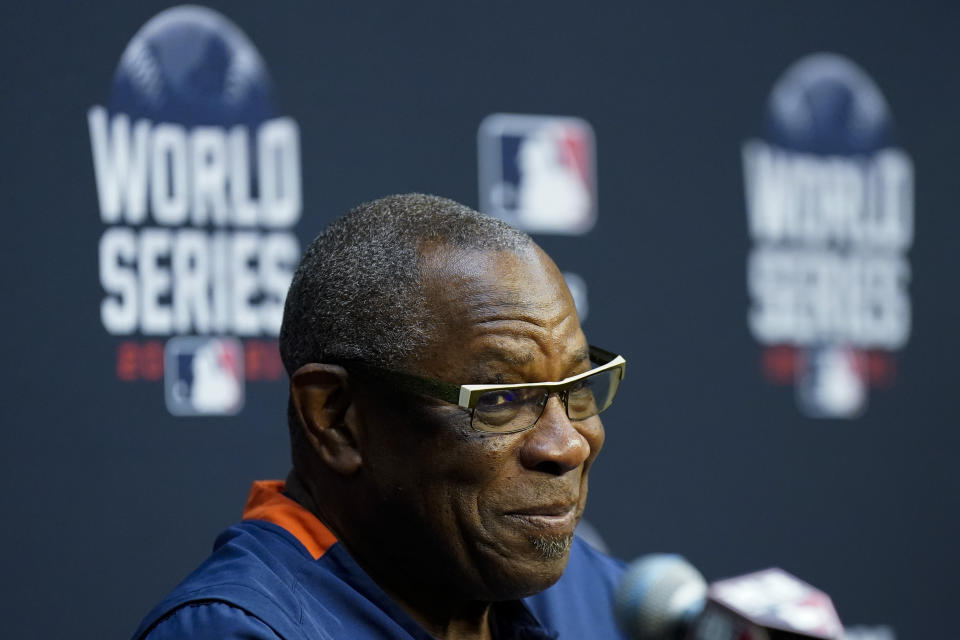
528, 533, 574, 561
489, 536, 574, 600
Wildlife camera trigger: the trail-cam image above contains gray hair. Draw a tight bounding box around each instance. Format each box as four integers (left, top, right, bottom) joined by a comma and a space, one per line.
279, 193, 534, 376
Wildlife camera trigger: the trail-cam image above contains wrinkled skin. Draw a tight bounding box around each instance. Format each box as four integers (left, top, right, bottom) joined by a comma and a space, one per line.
292, 243, 605, 639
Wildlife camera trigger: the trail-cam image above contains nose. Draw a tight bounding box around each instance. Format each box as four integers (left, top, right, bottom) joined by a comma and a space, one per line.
519, 395, 598, 475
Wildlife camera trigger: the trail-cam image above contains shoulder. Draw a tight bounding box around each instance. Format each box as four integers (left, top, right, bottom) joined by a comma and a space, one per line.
524, 536, 629, 639
131, 521, 318, 640
142, 602, 282, 640
131, 520, 419, 640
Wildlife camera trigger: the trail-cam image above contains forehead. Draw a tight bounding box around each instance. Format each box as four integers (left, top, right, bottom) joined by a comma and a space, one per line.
416, 243, 587, 380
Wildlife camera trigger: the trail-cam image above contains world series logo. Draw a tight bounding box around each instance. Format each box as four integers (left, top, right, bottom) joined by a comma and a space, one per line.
89, 6, 301, 416
743, 53, 914, 418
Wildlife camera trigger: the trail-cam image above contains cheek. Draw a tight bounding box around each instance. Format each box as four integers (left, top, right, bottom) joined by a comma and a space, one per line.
439, 436, 519, 495
430, 434, 524, 523
363, 401, 525, 531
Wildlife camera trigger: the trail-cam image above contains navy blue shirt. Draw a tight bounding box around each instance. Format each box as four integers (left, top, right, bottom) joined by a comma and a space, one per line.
132, 482, 628, 640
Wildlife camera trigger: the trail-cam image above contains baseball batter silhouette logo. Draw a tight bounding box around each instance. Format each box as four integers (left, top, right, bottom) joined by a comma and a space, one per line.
478, 113, 596, 236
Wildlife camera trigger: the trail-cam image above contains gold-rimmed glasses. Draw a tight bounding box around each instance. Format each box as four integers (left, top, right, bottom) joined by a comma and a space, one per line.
346, 345, 625, 434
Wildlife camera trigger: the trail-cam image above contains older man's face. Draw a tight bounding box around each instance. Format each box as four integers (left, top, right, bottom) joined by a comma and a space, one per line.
355, 244, 605, 601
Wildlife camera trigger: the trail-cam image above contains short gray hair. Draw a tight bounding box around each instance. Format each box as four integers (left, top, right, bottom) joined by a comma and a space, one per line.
279, 193, 534, 375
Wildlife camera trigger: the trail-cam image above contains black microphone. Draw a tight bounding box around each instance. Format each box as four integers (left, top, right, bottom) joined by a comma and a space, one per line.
615, 554, 845, 640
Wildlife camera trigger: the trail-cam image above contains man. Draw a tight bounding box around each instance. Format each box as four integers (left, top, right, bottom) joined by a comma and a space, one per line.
133, 194, 628, 639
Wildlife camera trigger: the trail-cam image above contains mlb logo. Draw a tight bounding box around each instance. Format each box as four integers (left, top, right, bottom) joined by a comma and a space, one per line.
796, 345, 867, 418
478, 113, 596, 235
164, 337, 245, 416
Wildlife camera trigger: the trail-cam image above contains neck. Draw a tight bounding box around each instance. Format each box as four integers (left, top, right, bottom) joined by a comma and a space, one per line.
284, 469, 495, 640
283, 468, 320, 514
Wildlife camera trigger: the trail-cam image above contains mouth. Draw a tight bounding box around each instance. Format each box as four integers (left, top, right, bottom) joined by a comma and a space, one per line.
504, 504, 578, 532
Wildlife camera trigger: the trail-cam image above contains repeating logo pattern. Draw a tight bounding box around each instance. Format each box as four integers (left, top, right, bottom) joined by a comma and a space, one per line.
478, 113, 596, 323
743, 53, 914, 418
165, 337, 244, 415
89, 6, 300, 415
478, 113, 596, 236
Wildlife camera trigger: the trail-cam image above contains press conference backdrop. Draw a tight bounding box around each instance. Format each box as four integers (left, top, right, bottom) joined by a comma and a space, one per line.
1, 2, 956, 637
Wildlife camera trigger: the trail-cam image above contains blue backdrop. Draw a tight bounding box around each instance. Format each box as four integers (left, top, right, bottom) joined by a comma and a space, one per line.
1, 2, 957, 637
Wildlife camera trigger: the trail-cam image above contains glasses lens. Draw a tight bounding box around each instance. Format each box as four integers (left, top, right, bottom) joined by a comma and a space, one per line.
566, 367, 620, 420
472, 387, 545, 433
470, 365, 623, 433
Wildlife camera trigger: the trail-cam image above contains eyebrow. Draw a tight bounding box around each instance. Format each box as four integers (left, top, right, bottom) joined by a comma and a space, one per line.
480, 350, 535, 366
476, 345, 592, 370
572, 346, 591, 364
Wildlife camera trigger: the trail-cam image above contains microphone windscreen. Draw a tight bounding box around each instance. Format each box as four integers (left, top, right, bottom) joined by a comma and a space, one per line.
615, 554, 707, 640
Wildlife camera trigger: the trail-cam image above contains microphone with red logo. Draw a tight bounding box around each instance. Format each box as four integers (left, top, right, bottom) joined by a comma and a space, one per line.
614, 554, 845, 640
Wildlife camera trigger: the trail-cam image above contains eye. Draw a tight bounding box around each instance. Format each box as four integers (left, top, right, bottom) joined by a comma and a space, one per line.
477, 390, 517, 409
567, 378, 597, 410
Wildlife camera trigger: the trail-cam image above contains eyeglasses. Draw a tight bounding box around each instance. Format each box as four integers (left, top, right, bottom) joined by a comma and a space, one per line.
346, 346, 625, 434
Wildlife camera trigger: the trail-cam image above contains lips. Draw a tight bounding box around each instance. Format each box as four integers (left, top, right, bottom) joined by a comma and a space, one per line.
505, 503, 578, 531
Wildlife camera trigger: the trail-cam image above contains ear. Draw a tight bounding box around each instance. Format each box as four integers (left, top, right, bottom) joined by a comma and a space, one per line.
290, 363, 362, 475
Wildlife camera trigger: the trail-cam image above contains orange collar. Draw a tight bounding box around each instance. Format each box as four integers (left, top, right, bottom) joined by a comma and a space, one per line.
241, 480, 338, 560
